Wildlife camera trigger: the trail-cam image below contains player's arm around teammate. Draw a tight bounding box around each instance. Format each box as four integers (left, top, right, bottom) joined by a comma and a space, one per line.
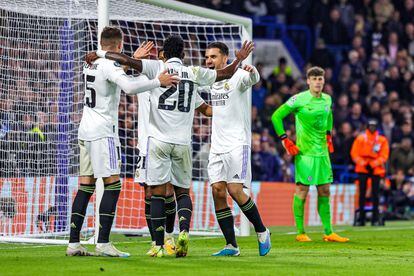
271, 66, 349, 243
90, 40, 254, 83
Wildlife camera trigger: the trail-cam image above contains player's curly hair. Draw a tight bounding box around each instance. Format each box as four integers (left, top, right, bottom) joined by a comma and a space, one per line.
306, 66, 325, 78
163, 35, 185, 60
207, 42, 229, 56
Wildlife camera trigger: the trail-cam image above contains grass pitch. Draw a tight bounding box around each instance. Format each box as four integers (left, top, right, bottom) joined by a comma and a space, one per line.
1, 221, 413, 276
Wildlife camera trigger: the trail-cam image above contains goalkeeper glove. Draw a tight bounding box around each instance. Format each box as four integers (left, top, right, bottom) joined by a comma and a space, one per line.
280, 134, 299, 156
326, 131, 334, 153
369, 159, 382, 168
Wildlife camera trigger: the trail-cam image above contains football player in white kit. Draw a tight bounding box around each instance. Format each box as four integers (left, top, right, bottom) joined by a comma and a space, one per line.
66, 27, 179, 257
136, 49, 214, 256
94, 35, 253, 257
134, 49, 177, 256
205, 42, 271, 257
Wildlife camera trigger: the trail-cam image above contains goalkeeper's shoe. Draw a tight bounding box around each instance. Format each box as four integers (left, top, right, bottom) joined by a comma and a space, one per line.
258, 228, 271, 256
95, 242, 130, 257
212, 244, 240, 257
146, 241, 156, 256
164, 235, 176, 256
323, 233, 349, 243
175, 230, 189, 258
66, 243, 93, 256
148, 245, 165, 258
295, 234, 312, 242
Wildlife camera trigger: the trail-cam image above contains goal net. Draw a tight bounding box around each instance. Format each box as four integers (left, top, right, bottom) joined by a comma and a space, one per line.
0, 0, 251, 244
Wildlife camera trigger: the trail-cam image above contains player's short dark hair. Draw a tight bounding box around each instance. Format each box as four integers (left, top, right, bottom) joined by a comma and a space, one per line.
306, 66, 325, 78
100, 26, 123, 47
206, 42, 229, 56
163, 35, 184, 60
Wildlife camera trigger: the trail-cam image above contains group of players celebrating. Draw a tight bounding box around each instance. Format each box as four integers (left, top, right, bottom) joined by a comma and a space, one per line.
66, 25, 347, 258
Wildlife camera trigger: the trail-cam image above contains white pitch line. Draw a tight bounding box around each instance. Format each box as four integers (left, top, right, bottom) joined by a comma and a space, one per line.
0, 236, 218, 250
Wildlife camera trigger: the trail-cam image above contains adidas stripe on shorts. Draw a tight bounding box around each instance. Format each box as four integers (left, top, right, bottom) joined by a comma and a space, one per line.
207, 145, 251, 187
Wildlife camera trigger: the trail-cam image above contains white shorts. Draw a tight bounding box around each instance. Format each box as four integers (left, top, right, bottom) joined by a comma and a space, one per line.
134, 150, 147, 185
146, 137, 192, 188
79, 138, 121, 178
208, 145, 251, 187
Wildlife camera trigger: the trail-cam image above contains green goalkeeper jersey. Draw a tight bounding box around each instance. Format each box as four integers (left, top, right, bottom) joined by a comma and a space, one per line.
272, 90, 333, 157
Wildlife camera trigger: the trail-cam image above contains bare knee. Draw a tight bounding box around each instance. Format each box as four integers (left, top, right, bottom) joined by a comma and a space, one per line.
143, 185, 152, 199
80, 176, 96, 185
166, 183, 175, 197
102, 175, 120, 185
317, 184, 330, 197
212, 184, 227, 201
295, 184, 309, 200
227, 184, 248, 205
173, 186, 189, 198
151, 184, 167, 197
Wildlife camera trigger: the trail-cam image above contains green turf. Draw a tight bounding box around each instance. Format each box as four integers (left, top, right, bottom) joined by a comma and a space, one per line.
1, 221, 414, 276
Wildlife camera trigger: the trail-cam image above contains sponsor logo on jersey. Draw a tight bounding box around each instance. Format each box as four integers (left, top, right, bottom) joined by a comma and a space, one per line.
211, 93, 229, 100
211, 100, 226, 106
211, 92, 229, 106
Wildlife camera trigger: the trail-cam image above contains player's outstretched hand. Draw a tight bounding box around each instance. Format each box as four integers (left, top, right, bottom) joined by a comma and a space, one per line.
242, 64, 254, 73
133, 41, 154, 59
85, 52, 99, 65
235, 41, 254, 62
158, 69, 180, 88
280, 134, 299, 156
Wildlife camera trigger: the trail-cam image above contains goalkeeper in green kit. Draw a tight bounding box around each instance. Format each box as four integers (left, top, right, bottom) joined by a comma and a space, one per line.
271, 67, 349, 242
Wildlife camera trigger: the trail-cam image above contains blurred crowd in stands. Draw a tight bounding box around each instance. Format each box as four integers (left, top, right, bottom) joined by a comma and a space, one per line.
179, 0, 414, 218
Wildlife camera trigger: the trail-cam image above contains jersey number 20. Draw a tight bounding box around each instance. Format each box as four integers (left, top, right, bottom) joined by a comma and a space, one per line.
84, 75, 96, 108
158, 80, 194, 113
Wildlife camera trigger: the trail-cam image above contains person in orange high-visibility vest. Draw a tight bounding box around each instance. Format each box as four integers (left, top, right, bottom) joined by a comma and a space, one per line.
351, 118, 389, 226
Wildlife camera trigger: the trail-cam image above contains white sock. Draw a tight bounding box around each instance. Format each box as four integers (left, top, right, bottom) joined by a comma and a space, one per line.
68, 242, 80, 247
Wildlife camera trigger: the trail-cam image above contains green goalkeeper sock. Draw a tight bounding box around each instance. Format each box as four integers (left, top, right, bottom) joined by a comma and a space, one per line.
293, 195, 305, 234
318, 196, 333, 235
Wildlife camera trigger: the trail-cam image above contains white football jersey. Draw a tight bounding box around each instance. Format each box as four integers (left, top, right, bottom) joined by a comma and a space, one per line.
137, 88, 150, 153
78, 58, 125, 141
141, 58, 216, 145
210, 67, 260, 153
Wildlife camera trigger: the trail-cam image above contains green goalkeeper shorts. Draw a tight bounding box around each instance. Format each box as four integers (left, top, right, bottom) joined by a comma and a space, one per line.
295, 154, 333, 185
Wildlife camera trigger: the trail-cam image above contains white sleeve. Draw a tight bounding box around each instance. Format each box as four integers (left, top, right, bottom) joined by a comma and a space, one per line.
191, 66, 217, 86
104, 60, 126, 84
141, 59, 163, 80
114, 74, 161, 95
195, 91, 205, 108
238, 66, 260, 92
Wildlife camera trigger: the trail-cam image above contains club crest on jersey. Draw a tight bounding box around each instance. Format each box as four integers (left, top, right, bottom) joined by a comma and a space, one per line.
287, 95, 297, 107
224, 82, 231, 91
307, 176, 313, 182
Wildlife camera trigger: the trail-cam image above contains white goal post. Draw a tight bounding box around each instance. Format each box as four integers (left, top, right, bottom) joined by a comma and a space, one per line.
0, 0, 253, 244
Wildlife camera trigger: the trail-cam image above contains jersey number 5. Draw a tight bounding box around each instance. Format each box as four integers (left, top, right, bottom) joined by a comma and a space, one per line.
85, 75, 96, 108
158, 80, 194, 113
